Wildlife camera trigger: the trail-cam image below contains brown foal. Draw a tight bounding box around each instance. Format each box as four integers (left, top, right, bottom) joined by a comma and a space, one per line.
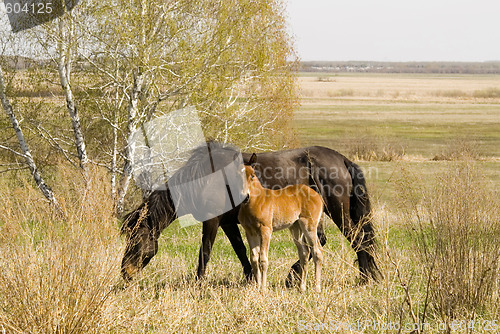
238, 165, 324, 292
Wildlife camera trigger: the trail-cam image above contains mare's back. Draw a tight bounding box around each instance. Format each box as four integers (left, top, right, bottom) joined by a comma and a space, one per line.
242, 146, 350, 189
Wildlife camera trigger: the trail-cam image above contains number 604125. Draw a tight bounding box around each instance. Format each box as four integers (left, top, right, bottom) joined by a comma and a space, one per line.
5, 2, 53, 15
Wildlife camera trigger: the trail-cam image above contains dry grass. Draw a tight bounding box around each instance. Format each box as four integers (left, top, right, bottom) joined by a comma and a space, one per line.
347, 137, 406, 162
473, 87, 500, 99
0, 167, 122, 334
0, 160, 499, 333
432, 139, 482, 161
396, 162, 500, 325
299, 74, 500, 102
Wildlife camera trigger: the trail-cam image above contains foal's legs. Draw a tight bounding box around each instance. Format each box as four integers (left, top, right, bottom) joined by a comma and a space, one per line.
300, 218, 324, 293
286, 215, 327, 288
246, 231, 262, 289
290, 223, 309, 292
259, 227, 272, 292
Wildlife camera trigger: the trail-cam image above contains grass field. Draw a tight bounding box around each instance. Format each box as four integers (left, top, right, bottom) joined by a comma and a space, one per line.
296, 73, 500, 207
1, 73, 499, 333
296, 74, 500, 159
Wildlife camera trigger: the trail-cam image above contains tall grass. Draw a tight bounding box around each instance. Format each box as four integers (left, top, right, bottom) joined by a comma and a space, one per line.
397, 162, 500, 324
348, 137, 406, 161
0, 167, 122, 334
1, 161, 498, 333
473, 87, 500, 99
432, 139, 481, 161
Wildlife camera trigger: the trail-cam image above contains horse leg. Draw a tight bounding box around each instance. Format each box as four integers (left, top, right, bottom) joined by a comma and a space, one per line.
259, 227, 271, 292
312, 241, 324, 293
246, 231, 262, 290
196, 218, 220, 279
301, 219, 324, 293
350, 219, 382, 284
290, 223, 309, 292
286, 214, 327, 287
220, 218, 253, 281
326, 195, 373, 283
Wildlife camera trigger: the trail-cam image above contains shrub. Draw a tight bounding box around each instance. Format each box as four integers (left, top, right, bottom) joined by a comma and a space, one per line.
348, 137, 406, 161
473, 87, 500, 99
432, 139, 481, 161
397, 163, 500, 321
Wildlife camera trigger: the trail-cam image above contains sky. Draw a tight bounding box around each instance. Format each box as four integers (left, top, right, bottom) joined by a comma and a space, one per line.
287, 0, 500, 62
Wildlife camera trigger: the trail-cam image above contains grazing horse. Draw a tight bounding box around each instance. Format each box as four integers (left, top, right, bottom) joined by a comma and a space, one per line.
121, 141, 382, 284
239, 165, 324, 292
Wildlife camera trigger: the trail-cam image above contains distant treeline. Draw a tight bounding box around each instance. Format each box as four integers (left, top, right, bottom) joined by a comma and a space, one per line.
5, 56, 500, 75
0, 55, 51, 70
300, 61, 500, 74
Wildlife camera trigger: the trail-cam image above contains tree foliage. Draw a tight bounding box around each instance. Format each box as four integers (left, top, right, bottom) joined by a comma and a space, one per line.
0, 0, 299, 209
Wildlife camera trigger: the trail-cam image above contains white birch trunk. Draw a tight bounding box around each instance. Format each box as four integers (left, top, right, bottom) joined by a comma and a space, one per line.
110, 107, 118, 203
115, 0, 147, 214
57, 19, 89, 180
116, 71, 144, 214
0, 65, 62, 214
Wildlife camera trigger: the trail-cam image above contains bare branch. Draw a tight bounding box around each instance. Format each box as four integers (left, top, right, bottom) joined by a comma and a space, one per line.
0, 144, 28, 159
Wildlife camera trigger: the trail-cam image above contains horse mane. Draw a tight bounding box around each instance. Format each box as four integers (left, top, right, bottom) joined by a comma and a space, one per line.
168, 140, 240, 186
121, 140, 240, 236
120, 189, 176, 237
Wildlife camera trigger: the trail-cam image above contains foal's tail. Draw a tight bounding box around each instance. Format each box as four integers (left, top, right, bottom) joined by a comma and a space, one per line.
345, 160, 383, 282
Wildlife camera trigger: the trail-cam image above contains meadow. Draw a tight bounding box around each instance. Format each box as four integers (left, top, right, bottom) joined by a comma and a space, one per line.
1, 73, 499, 333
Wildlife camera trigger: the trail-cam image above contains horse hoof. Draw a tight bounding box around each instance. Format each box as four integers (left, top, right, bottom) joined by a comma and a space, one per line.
244, 272, 254, 282
285, 273, 299, 288
357, 274, 370, 286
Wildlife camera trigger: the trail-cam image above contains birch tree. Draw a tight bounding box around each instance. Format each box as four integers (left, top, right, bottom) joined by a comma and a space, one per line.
56, 16, 89, 179
0, 18, 62, 212
1, 0, 298, 214
28, 12, 90, 180
79, 0, 298, 213
0, 64, 62, 213
0, 8, 91, 183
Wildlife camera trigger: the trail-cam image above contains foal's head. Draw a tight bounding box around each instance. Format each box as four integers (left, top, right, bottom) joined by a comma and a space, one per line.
241, 165, 262, 202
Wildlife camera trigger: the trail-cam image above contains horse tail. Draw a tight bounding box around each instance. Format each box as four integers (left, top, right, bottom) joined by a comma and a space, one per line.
307, 154, 327, 246
345, 159, 383, 282
121, 188, 177, 238
345, 160, 371, 222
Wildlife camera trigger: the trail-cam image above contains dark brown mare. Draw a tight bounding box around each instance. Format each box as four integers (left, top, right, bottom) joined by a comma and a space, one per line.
121, 141, 382, 284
